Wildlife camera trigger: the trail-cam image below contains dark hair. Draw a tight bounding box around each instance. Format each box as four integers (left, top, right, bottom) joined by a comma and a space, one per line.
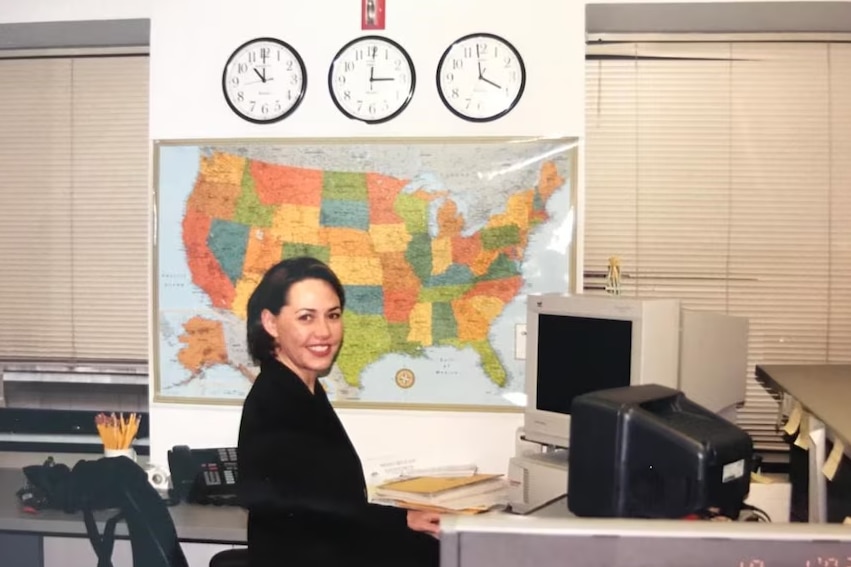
246, 256, 346, 364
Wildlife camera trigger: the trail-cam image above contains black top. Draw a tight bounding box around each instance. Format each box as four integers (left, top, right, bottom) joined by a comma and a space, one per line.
237, 358, 438, 567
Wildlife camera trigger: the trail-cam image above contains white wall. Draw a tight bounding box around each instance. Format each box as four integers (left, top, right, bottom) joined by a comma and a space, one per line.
148, 1, 583, 139
146, 0, 583, 474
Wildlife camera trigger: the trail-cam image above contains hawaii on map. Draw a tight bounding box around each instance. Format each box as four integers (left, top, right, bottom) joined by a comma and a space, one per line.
155, 139, 576, 408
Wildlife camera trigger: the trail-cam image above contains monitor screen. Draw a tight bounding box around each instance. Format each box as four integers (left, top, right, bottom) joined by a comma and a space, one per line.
535, 314, 633, 415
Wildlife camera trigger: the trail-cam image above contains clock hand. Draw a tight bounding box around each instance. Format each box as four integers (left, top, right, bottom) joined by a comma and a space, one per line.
482, 76, 501, 89
244, 77, 275, 86
368, 64, 395, 82
480, 67, 502, 89
253, 68, 266, 83
476, 45, 483, 79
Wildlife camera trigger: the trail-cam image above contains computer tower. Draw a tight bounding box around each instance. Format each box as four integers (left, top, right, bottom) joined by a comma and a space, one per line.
568, 384, 753, 519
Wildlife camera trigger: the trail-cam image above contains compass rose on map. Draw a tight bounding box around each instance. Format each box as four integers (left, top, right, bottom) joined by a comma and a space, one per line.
394, 368, 416, 389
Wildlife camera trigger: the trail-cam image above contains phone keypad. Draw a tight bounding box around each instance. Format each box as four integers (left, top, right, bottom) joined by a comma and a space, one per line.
218, 447, 237, 462
202, 463, 221, 486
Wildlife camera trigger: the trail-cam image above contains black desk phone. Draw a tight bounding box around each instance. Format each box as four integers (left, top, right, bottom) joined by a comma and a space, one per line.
167, 445, 239, 506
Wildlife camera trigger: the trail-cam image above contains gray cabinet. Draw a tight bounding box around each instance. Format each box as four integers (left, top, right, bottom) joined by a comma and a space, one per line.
0, 532, 41, 567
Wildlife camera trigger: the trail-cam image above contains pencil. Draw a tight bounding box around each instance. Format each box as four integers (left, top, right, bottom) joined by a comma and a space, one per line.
95, 412, 140, 450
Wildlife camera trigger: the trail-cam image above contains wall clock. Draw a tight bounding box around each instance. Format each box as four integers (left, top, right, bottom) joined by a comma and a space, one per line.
222, 37, 307, 124
436, 33, 526, 122
328, 35, 415, 124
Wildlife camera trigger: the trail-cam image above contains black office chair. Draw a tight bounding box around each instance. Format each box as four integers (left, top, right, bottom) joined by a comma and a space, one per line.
20, 455, 192, 566
74, 457, 190, 567
209, 547, 248, 567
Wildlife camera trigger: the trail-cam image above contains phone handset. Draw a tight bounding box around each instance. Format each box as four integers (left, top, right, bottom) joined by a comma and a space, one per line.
166, 445, 239, 505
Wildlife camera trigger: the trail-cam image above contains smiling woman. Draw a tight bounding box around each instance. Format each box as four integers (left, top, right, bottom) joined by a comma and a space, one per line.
257, 279, 343, 393
236, 256, 440, 567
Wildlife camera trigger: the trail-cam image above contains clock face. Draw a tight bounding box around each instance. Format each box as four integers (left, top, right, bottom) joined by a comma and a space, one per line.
436, 33, 526, 122
328, 36, 416, 124
222, 37, 307, 124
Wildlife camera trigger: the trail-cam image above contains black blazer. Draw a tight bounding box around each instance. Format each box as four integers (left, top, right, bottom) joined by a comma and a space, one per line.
237, 359, 438, 567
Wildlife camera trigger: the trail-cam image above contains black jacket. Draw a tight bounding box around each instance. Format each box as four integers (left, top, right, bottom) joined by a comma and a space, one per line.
237, 358, 438, 567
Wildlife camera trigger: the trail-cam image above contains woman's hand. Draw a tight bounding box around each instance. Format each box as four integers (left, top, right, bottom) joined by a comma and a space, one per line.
406, 509, 441, 535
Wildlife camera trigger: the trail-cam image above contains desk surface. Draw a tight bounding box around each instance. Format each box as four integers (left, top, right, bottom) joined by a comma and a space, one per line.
756, 364, 851, 447
0, 468, 247, 543
0, 467, 573, 544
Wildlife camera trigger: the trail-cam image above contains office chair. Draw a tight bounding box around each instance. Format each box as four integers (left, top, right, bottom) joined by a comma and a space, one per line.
209, 547, 249, 567
71, 456, 189, 567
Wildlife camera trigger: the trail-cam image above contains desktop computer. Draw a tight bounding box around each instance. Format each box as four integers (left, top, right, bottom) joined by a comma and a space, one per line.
568, 384, 753, 519
506, 293, 749, 515
507, 446, 568, 514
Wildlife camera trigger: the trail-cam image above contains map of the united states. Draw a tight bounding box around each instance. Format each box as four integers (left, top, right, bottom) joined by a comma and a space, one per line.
156, 141, 574, 406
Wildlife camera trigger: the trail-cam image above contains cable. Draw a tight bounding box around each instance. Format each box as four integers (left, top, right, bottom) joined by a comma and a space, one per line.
740, 503, 772, 522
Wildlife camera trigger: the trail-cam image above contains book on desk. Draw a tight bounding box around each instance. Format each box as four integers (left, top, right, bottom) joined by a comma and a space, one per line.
372, 474, 509, 514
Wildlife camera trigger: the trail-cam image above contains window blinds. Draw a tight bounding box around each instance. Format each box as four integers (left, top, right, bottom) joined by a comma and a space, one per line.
0, 55, 149, 362
584, 41, 851, 452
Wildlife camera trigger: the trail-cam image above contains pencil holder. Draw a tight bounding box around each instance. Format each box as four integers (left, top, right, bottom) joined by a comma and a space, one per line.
104, 447, 137, 462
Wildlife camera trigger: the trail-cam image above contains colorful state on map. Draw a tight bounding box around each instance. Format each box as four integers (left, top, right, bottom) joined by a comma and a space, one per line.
176, 151, 563, 389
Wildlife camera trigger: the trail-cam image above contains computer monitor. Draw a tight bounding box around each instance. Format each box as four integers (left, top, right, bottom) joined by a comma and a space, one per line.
523, 293, 681, 448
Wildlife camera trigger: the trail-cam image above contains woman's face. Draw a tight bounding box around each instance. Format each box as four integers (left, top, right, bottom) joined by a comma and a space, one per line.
262, 278, 343, 384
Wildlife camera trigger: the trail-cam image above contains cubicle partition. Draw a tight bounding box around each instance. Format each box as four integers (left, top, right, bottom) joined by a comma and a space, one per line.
440, 514, 851, 567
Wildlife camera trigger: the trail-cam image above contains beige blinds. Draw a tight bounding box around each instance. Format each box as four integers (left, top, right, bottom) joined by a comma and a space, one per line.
0, 55, 149, 361
584, 41, 851, 451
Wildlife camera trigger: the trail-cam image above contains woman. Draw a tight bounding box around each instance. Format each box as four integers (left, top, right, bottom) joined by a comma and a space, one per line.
237, 256, 440, 567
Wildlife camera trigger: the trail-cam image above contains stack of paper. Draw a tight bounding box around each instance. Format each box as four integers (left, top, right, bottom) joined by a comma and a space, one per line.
373, 473, 509, 514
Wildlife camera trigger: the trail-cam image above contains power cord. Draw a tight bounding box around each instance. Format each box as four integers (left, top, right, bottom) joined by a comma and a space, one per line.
740, 503, 772, 522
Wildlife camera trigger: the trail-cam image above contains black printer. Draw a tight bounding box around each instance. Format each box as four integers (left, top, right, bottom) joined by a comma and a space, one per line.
567, 384, 753, 519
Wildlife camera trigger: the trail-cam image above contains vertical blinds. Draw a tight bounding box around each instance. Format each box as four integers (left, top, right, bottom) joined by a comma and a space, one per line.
0, 55, 149, 361
584, 41, 851, 451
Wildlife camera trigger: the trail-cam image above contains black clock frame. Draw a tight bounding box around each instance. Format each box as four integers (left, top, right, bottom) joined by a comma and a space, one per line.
221, 37, 308, 125
435, 32, 526, 123
327, 35, 417, 125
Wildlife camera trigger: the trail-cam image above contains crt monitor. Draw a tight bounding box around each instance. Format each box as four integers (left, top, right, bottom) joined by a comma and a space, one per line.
523, 293, 681, 448
567, 384, 753, 519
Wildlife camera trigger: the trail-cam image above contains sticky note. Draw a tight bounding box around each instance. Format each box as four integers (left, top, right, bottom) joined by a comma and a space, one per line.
822, 438, 846, 481
784, 402, 803, 435
751, 472, 777, 484
794, 413, 810, 450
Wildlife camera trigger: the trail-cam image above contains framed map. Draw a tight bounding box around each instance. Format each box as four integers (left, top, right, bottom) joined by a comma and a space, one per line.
153, 138, 578, 409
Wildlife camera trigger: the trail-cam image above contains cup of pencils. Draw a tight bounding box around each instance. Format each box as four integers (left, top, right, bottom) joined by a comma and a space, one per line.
96, 412, 140, 462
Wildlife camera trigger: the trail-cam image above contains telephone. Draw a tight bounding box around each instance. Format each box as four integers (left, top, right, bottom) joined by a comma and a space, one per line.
167, 445, 239, 506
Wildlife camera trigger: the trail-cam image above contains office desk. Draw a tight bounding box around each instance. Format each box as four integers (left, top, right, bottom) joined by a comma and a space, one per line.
0, 465, 571, 566
0, 467, 245, 567
755, 364, 851, 523
0, 468, 247, 543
